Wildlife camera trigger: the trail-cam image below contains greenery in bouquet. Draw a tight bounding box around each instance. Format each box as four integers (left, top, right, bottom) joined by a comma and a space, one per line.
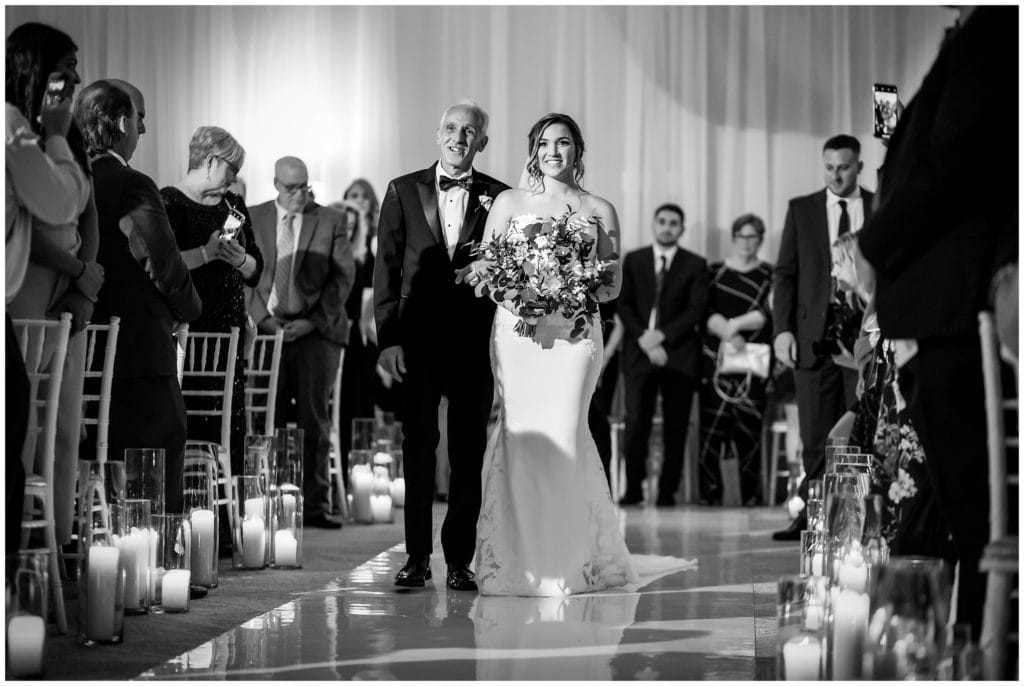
472, 207, 617, 339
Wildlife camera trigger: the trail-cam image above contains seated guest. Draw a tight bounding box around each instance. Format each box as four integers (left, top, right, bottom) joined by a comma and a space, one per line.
162, 126, 262, 478
75, 80, 201, 513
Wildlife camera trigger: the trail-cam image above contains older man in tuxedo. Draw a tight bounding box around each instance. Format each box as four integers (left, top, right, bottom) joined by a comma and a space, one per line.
375, 101, 509, 591
247, 157, 354, 529
771, 135, 874, 540
617, 203, 709, 507
76, 80, 201, 513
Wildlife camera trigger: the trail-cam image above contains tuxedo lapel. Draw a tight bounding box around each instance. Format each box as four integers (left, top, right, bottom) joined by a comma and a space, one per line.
639, 247, 656, 312
415, 165, 444, 248
457, 178, 486, 247
812, 190, 831, 264
293, 206, 319, 275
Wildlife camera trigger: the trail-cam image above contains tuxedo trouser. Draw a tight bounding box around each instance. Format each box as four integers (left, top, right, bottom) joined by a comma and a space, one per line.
274, 334, 342, 518
108, 374, 187, 514
6, 315, 29, 557
623, 366, 697, 500
793, 360, 858, 501
401, 347, 492, 565
902, 335, 989, 640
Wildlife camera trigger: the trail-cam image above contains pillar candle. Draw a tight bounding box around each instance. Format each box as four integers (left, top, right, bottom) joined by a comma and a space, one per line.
280, 494, 297, 523
782, 634, 822, 680
832, 588, 869, 679
6, 615, 45, 676
85, 545, 120, 641
189, 509, 216, 587
244, 497, 266, 522
805, 602, 825, 631
351, 466, 373, 523
811, 553, 824, 576
241, 518, 266, 568
274, 530, 299, 567
390, 477, 406, 507
160, 569, 191, 611
370, 494, 393, 523
115, 528, 152, 611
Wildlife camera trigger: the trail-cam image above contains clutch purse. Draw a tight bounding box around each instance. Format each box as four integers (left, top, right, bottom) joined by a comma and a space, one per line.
717, 340, 771, 379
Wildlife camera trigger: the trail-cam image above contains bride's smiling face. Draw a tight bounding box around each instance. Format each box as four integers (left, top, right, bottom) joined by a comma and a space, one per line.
537, 123, 576, 180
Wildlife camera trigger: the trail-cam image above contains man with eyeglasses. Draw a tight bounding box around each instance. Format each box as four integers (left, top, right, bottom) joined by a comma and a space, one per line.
247, 156, 355, 529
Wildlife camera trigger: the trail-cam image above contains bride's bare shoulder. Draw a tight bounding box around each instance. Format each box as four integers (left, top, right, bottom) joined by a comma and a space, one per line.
580, 193, 619, 223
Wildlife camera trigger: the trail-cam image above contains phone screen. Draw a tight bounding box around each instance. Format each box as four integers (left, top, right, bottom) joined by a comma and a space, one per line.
44, 76, 67, 106
872, 83, 899, 139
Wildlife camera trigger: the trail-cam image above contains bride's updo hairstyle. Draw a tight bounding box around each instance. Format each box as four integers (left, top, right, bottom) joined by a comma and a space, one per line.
525, 112, 585, 192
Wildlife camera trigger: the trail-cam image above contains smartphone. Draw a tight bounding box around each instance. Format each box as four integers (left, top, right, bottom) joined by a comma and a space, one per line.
43, 73, 68, 107
220, 206, 245, 240
872, 83, 899, 139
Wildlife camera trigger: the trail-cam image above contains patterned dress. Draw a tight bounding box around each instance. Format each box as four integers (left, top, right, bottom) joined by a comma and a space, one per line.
161, 188, 263, 475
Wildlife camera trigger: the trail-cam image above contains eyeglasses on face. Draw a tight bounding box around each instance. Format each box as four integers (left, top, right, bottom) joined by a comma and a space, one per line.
214, 156, 240, 176
276, 180, 311, 194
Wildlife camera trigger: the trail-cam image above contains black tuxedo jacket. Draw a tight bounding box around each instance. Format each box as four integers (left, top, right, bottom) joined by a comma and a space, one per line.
91, 156, 201, 378
773, 188, 874, 368
859, 7, 1018, 339
373, 163, 509, 357
618, 246, 709, 378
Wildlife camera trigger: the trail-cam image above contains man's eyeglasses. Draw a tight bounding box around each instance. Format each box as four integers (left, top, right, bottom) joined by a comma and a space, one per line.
276, 179, 311, 194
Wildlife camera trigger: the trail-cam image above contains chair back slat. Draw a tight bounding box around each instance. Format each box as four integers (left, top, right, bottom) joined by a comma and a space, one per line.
244, 330, 284, 436
78, 317, 120, 464
180, 328, 240, 456
979, 311, 1009, 542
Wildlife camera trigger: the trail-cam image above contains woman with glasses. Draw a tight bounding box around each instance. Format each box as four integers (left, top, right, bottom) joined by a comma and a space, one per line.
697, 213, 773, 507
161, 126, 263, 478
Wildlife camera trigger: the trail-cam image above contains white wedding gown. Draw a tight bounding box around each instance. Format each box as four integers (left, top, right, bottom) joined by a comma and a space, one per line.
474, 215, 696, 597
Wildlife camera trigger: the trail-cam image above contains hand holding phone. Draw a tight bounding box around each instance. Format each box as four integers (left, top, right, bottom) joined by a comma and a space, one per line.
38, 71, 74, 138
872, 83, 899, 139
220, 205, 245, 241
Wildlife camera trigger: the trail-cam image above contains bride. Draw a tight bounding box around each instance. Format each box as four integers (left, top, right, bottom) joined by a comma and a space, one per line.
459, 113, 692, 597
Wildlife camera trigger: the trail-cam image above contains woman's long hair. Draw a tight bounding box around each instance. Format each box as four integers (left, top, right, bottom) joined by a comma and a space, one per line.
342, 178, 380, 249
524, 112, 585, 193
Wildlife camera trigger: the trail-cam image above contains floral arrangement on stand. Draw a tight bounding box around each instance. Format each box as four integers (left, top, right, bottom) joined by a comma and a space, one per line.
472, 207, 617, 339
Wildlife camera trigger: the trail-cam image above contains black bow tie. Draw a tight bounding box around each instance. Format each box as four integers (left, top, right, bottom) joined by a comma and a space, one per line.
439, 175, 472, 192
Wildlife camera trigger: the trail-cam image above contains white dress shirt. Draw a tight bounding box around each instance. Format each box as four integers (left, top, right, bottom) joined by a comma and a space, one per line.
436, 161, 472, 259
825, 188, 864, 251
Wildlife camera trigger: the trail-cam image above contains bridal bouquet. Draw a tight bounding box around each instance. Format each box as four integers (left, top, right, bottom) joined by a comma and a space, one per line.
472, 207, 617, 339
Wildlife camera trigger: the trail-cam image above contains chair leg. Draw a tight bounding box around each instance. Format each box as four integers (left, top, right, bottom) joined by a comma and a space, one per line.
981, 570, 1011, 680
769, 431, 781, 506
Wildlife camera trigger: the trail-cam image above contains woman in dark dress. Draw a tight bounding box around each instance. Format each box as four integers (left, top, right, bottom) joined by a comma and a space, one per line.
698, 214, 773, 506
161, 126, 263, 476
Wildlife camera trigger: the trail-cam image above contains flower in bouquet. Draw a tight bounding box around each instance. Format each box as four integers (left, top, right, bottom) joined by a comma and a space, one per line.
472, 207, 617, 339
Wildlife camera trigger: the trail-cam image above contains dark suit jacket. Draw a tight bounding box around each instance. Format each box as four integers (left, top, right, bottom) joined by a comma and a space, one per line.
91, 156, 201, 378
859, 7, 1018, 339
373, 163, 509, 356
246, 202, 355, 347
773, 188, 874, 368
618, 246, 709, 378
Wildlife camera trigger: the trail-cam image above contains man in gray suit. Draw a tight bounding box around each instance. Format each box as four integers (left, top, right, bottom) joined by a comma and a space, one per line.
247, 156, 355, 528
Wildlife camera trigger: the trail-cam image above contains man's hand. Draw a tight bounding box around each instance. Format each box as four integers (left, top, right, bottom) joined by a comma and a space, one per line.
774, 331, 797, 368
282, 318, 315, 342
727, 334, 746, 350
74, 261, 104, 301
54, 291, 93, 333
646, 345, 669, 367
378, 345, 407, 383
454, 259, 491, 286
257, 316, 285, 334
638, 328, 665, 352
832, 340, 857, 370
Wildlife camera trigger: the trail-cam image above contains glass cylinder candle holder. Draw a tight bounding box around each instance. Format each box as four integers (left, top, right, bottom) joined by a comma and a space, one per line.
776, 574, 824, 680
124, 448, 166, 515
111, 499, 154, 615
826, 451, 871, 476
183, 451, 219, 588
244, 435, 275, 486
77, 491, 124, 646
6, 551, 49, 677
389, 450, 406, 507
823, 473, 865, 539
274, 425, 304, 488
232, 476, 269, 570
806, 479, 824, 502
348, 450, 375, 524
370, 453, 394, 523
351, 418, 376, 451
800, 530, 827, 577
805, 498, 824, 532
151, 514, 192, 613
271, 484, 303, 569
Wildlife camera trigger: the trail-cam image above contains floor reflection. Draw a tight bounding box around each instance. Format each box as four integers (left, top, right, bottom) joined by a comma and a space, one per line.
139, 507, 792, 680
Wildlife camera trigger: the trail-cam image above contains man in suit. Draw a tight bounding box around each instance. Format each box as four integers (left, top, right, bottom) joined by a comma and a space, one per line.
771, 135, 874, 540
247, 156, 355, 529
76, 80, 201, 513
617, 204, 709, 507
858, 6, 1016, 639
374, 101, 509, 591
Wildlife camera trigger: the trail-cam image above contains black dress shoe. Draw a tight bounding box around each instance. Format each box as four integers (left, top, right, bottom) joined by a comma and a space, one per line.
617, 494, 643, 506
395, 555, 431, 587
189, 585, 208, 600
446, 564, 478, 592
772, 514, 807, 541
306, 512, 343, 529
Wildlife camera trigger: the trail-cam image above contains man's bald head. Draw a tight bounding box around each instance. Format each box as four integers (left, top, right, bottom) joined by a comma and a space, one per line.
107, 79, 146, 135
274, 156, 310, 212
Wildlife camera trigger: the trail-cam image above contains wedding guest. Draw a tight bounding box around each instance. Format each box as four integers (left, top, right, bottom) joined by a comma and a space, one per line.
697, 214, 772, 507
162, 126, 263, 477
5, 28, 91, 555
617, 203, 709, 507
6, 22, 103, 544
857, 6, 1017, 638
771, 134, 874, 540
76, 79, 201, 514
246, 156, 354, 529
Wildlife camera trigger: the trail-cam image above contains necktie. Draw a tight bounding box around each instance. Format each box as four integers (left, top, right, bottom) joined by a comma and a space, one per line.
652, 254, 667, 329
837, 199, 850, 237
439, 175, 472, 192
271, 213, 296, 317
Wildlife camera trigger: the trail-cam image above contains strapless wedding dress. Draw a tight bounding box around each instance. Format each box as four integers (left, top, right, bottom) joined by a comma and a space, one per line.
474, 215, 696, 597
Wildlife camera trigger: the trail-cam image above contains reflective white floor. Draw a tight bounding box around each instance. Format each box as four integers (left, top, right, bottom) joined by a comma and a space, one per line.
139, 507, 793, 680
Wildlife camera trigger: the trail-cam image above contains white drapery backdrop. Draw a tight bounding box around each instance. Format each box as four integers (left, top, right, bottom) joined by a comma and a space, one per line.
7, 4, 954, 258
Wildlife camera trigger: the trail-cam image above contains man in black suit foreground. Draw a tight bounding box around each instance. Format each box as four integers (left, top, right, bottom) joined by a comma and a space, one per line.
617, 204, 708, 507
858, 6, 1017, 639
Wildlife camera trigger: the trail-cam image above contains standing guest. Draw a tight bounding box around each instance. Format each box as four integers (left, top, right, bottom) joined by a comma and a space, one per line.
374, 101, 509, 590
771, 134, 874, 540
5, 32, 91, 555
76, 80, 201, 514
697, 214, 772, 507
161, 126, 262, 477
857, 6, 1017, 638
6, 22, 103, 545
617, 203, 709, 507
247, 156, 354, 529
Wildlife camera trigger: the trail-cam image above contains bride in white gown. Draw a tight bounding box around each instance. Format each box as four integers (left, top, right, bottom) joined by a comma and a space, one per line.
459, 114, 695, 597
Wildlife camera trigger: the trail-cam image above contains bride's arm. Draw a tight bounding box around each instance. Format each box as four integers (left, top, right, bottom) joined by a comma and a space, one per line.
594, 198, 622, 302
455, 189, 515, 284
